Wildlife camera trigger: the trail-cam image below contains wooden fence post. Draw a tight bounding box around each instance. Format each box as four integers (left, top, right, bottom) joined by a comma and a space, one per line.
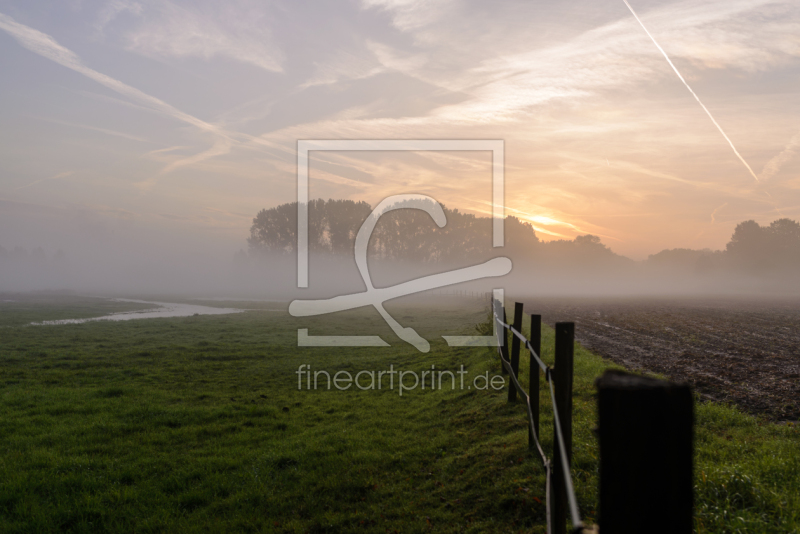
508, 302, 524, 402
552, 322, 574, 534
596, 370, 694, 534
500, 304, 510, 375
529, 314, 542, 448
491, 298, 507, 375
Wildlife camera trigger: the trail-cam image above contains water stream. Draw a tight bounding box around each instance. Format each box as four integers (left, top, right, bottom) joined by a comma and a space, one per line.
30, 299, 246, 325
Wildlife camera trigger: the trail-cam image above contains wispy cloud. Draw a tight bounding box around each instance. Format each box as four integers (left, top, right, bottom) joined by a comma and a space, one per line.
157, 138, 233, 175
94, 0, 142, 36
13, 171, 75, 191
760, 131, 800, 181
466, 198, 619, 242
0, 11, 238, 181
123, 0, 283, 73
37, 118, 150, 143
301, 48, 385, 89
357, 0, 800, 125
3, 1, 800, 259
362, 0, 457, 35
0, 12, 219, 133
710, 202, 728, 224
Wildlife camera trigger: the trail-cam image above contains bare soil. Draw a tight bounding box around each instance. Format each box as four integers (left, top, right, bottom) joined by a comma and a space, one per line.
523, 297, 800, 421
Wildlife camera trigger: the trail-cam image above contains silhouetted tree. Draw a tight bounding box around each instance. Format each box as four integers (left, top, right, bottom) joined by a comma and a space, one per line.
505, 216, 540, 254
248, 199, 328, 255
726, 220, 766, 268
725, 218, 800, 273
767, 218, 800, 266
326, 199, 373, 255
539, 234, 630, 270
247, 198, 535, 263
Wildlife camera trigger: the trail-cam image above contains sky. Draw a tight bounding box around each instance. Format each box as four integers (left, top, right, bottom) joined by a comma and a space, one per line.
1, 0, 800, 262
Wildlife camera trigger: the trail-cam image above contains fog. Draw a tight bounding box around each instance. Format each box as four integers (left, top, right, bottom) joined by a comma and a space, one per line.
3, 197, 799, 301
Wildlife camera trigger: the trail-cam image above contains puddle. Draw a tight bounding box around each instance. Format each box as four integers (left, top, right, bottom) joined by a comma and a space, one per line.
30, 299, 246, 325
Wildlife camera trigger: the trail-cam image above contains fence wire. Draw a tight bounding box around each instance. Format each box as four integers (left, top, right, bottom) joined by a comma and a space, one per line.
492, 300, 584, 533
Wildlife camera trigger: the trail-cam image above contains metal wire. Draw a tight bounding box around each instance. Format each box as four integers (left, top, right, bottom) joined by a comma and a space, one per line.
495, 312, 550, 373
492, 301, 584, 532
548, 377, 583, 529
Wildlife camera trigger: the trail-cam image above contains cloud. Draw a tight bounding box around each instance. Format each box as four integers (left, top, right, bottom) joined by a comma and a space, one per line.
623, 0, 759, 182
0, 12, 218, 133
638, 0, 800, 73
355, 0, 800, 125
123, 0, 284, 73
710, 202, 728, 223
94, 0, 143, 35
361, 0, 456, 35
3, 1, 800, 260
760, 131, 800, 181
301, 48, 385, 89
13, 171, 75, 191
37, 118, 150, 143
157, 137, 233, 175
0, 10, 237, 178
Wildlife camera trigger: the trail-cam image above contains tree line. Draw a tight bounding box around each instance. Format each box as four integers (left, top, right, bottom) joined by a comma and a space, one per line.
247, 198, 800, 277
247, 198, 626, 267
646, 219, 800, 275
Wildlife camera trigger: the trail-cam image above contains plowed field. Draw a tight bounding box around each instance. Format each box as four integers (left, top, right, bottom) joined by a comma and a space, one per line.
524, 297, 800, 421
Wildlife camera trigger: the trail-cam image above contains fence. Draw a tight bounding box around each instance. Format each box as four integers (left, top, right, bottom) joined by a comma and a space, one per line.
491, 298, 693, 534
492, 298, 584, 534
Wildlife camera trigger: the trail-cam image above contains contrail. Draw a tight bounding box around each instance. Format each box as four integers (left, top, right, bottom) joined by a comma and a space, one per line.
14, 171, 74, 191
760, 131, 800, 181
622, 0, 760, 182
710, 202, 727, 224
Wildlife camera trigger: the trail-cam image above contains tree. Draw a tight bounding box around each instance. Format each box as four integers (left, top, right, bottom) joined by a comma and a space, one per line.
726, 220, 764, 257
504, 216, 540, 254
248, 199, 328, 255
725, 218, 800, 273
325, 199, 373, 255
767, 218, 800, 266
574, 234, 603, 247
247, 198, 531, 263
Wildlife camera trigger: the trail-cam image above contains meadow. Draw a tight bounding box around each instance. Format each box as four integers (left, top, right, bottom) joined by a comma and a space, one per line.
0, 295, 798, 533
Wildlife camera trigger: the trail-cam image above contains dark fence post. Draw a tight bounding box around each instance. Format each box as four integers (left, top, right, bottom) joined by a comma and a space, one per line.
529, 314, 542, 448
499, 304, 509, 375
508, 302, 524, 402
552, 322, 574, 534
596, 370, 694, 534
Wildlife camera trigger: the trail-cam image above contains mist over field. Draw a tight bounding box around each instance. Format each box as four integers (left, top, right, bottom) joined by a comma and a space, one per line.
3, 196, 799, 299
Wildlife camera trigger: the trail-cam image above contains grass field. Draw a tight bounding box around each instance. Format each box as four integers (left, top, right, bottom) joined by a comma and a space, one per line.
0, 295, 798, 533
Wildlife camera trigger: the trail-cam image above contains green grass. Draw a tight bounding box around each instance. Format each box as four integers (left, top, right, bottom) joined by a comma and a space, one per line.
0, 297, 797, 533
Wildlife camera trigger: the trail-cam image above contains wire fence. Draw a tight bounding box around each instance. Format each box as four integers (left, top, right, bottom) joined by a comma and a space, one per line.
491, 298, 585, 534
490, 297, 694, 534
